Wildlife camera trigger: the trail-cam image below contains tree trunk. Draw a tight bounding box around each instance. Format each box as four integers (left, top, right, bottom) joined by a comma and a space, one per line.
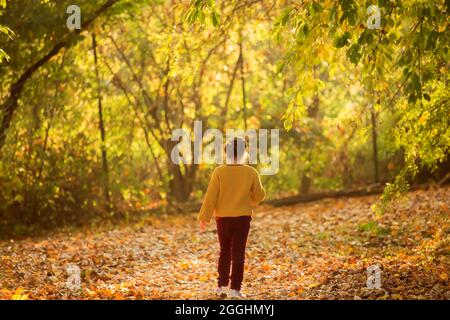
164, 139, 197, 203
239, 39, 248, 131
167, 164, 196, 203
300, 174, 312, 195
267, 184, 387, 207
371, 105, 379, 183
0, 96, 18, 154
92, 34, 111, 213
300, 94, 320, 194
221, 52, 241, 132
0, 0, 119, 154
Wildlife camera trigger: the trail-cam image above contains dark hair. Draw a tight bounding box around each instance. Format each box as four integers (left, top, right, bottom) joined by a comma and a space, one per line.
225, 137, 247, 160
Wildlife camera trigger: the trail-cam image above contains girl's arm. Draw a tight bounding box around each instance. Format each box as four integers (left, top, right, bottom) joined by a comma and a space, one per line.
251, 171, 266, 206
198, 168, 220, 223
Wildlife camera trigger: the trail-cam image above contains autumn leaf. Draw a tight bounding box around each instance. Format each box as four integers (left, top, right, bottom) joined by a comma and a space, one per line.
0, 188, 448, 300
11, 288, 28, 300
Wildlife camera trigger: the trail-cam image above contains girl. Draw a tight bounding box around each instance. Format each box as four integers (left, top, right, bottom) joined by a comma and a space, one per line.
198, 137, 266, 299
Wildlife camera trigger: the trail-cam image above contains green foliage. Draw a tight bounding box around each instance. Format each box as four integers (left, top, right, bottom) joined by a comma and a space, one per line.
335, 31, 351, 48
0, 0, 13, 64
186, 0, 220, 26
396, 81, 449, 169
375, 80, 450, 214
357, 219, 390, 236
267, 0, 449, 212
0, 0, 448, 235
372, 163, 416, 216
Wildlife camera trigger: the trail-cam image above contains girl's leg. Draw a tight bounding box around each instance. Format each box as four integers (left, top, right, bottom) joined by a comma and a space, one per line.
216, 218, 232, 287
230, 216, 251, 291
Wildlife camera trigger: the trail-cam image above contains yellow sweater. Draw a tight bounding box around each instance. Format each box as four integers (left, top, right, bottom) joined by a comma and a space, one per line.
198, 164, 266, 223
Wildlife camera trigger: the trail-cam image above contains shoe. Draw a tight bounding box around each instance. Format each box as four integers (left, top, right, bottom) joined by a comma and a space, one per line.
215, 286, 228, 298
229, 289, 245, 299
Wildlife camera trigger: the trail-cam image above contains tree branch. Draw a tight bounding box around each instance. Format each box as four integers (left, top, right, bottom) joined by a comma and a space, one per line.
0, 0, 121, 153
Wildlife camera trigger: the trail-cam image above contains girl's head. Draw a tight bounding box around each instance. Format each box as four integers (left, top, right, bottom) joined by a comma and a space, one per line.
225, 137, 248, 164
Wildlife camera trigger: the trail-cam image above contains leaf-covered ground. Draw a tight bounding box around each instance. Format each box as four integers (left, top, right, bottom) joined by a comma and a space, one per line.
1, 187, 449, 300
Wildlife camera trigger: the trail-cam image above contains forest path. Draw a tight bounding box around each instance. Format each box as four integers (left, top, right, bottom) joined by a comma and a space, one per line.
1, 187, 449, 300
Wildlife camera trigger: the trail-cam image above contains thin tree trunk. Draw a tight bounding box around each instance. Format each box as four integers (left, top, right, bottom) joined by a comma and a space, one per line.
38, 50, 67, 180
300, 93, 320, 194
92, 34, 111, 213
239, 39, 248, 131
38, 93, 57, 181
221, 52, 241, 131
0, 0, 120, 154
104, 60, 165, 182
371, 105, 379, 183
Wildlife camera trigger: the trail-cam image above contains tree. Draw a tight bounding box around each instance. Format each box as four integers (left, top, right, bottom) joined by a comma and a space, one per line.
189, 0, 449, 208
0, 0, 122, 153
0, 0, 13, 64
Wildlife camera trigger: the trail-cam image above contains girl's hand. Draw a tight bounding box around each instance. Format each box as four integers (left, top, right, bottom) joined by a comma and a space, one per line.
199, 221, 208, 231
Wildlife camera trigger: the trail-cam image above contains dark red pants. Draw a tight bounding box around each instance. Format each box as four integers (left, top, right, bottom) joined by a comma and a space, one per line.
216, 216, 251, 290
